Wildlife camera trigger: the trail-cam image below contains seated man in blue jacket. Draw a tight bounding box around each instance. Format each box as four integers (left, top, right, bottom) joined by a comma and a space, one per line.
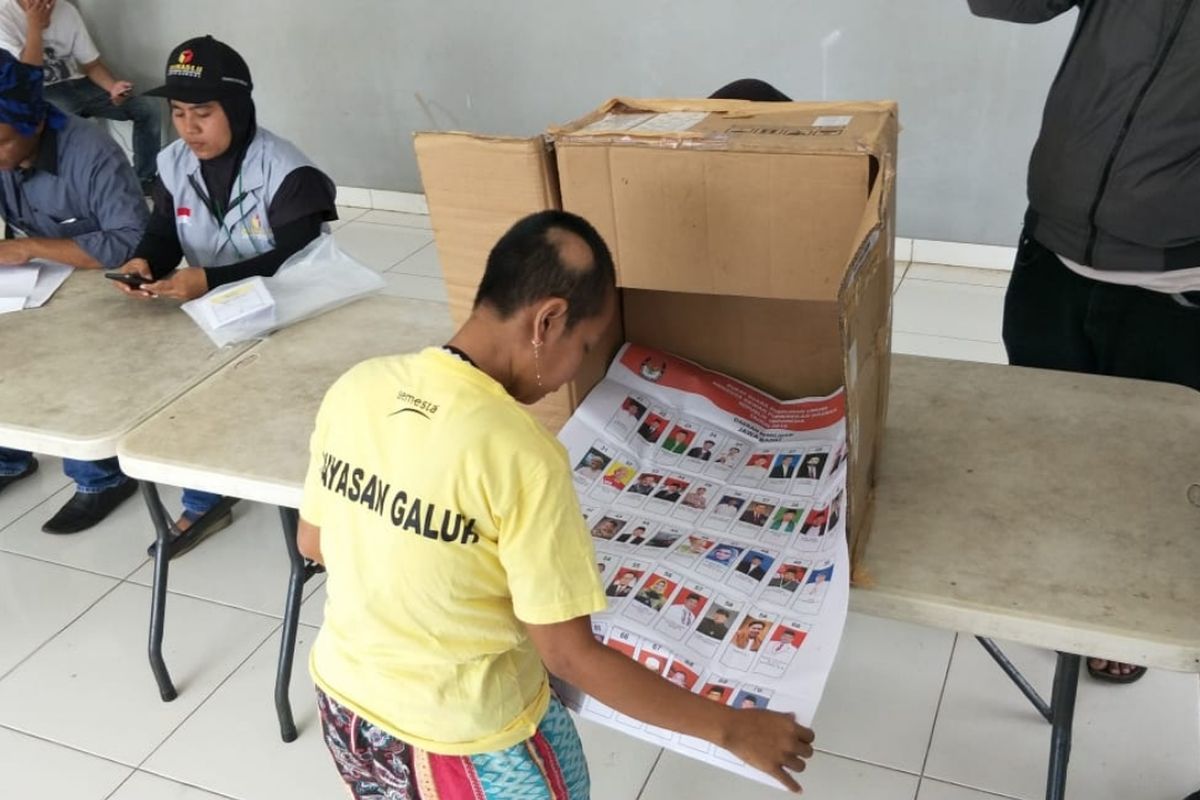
0, 48, 148, 533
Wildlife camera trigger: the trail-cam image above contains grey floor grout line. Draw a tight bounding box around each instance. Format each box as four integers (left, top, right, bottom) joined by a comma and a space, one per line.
903, 275, 1010, 289
0, 575, 124, 684
914, 631, 960, 798
810, 746, 922, 777
0, 476, 73, 535
112, 576, 319, 626
892, 330, 1006, 345
0, 545, 138, 583
126, 620, 286, 799
345, 218, 434, 233
0, 721, 143, 772
384, 239, 436, 273
101, 772, 139, 800
919, 775, 1029, 800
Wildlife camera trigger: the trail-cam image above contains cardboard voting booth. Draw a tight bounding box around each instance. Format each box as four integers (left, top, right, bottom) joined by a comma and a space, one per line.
414, 97, 897, 569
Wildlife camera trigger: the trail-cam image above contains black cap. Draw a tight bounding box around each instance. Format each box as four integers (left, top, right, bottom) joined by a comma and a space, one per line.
144, 36, 252, 102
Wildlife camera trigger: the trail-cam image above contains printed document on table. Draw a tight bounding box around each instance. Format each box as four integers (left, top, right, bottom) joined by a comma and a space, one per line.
193, 277, 276, 329
25, 261, 72, 308
0, 265, 39, 300
555, 343, 850, 787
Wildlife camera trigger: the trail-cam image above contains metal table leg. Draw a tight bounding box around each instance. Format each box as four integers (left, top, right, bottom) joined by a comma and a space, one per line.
1046, 652, 1081, 800
275, 506, 324, 743
141, 481, 177, 702
977, 636, 1052, 722
976, 638, 1081, 800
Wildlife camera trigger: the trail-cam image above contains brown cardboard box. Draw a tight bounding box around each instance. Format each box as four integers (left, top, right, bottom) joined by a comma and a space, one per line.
414, 97, 897, 567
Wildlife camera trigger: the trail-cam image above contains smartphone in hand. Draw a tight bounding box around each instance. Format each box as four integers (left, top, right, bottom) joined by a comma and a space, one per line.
104, 271, 148, 289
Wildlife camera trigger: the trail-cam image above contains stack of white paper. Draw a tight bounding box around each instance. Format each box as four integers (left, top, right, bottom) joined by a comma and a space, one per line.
0, 261, 73, 314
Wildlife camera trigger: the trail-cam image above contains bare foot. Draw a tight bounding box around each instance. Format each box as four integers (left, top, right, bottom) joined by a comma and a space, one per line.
1087, 658, 1146, 683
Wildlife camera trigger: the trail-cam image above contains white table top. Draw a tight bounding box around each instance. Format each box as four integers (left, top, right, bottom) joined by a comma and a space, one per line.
117, 295, 455, 508
852, 356, 1200, 672
0, 270, 250, 461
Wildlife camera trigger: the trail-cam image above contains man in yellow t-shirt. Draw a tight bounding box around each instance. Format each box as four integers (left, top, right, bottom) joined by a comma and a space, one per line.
300, 210, 816, 799
303, 344, 606, 754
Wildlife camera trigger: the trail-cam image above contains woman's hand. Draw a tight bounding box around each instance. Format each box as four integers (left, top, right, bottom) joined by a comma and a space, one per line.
110, 258, 154, 299
720, 708, 815, 793
142, 267, 209, 301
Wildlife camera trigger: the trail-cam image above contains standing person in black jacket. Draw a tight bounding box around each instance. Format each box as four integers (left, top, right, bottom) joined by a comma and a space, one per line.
969, 1, 1200, 686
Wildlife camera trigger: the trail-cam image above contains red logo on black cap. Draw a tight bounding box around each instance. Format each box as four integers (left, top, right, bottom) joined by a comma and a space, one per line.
178, 49, 194, 65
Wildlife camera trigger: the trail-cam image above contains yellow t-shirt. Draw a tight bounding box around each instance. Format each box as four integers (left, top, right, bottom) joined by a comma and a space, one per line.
302, 347, 606, 755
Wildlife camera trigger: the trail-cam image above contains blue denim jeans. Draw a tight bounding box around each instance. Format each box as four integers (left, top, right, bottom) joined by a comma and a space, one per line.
43, 78, 162, 183
181, 488, 223, 519
0, 448, 127, 493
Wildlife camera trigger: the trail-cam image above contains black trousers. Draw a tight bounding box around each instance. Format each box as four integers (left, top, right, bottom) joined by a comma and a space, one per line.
1003, 230, 1200, 391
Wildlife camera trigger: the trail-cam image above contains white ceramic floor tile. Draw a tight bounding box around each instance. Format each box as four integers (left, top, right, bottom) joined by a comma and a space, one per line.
812, 613, 955, 772
642, 748, 918, 800
369, 189, 428, 214
108, 771, 233, 800
906, 263, 1012, 289
891, 331, 1008, 365
389, 241, 443, 278
894, 261, 911, 294
357, 209, 432, 230
0, 482, 152, 579
573, 715, 663, 800
144, 628, 346, 800
0, 726, 132, 800
329, 205, 368, 231
917, 778, 1015, 800
381, 270, 450, 304
333, 222, 433, 272
127, 500, 323, 618
0, 551, 117, 676
334, 186, 372, 208
925, 637, 1200, 800
893, 279, 1005, 343
0, 454, 71, 532
0, 582, 278, 765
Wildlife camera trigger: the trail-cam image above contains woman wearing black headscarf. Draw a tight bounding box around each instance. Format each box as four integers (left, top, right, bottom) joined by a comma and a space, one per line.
113, 35, 336, 555
115, 35, 335, 301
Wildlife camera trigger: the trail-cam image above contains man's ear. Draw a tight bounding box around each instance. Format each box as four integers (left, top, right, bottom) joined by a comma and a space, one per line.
532, 297, 569, 342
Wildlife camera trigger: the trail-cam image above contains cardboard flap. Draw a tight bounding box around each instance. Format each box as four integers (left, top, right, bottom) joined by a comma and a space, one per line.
557, 147, 871, 302
414, 132, 561, 323
552, 97, 897, 157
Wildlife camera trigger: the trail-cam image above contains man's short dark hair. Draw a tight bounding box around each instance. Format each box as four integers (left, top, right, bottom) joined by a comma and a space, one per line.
474, 210, 615, 328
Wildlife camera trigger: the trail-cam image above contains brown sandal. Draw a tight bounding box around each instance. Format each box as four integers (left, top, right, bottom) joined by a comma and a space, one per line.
1086, 658, 1147, 684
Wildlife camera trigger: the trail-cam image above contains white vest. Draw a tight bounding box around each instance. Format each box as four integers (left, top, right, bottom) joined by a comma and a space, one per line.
158, 127, 322, 268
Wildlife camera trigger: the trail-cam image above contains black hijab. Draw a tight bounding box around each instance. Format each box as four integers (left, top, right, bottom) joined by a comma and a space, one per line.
198, 92, 257, 217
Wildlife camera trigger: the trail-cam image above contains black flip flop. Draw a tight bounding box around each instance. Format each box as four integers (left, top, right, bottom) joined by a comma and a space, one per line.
1086, 659, 1147, 684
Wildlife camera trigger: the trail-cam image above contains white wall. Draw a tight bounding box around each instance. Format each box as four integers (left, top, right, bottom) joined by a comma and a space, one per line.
75, 0, 1076, 246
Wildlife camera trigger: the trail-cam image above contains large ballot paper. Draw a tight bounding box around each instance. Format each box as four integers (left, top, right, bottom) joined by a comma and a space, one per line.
555, 343, 850, 785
